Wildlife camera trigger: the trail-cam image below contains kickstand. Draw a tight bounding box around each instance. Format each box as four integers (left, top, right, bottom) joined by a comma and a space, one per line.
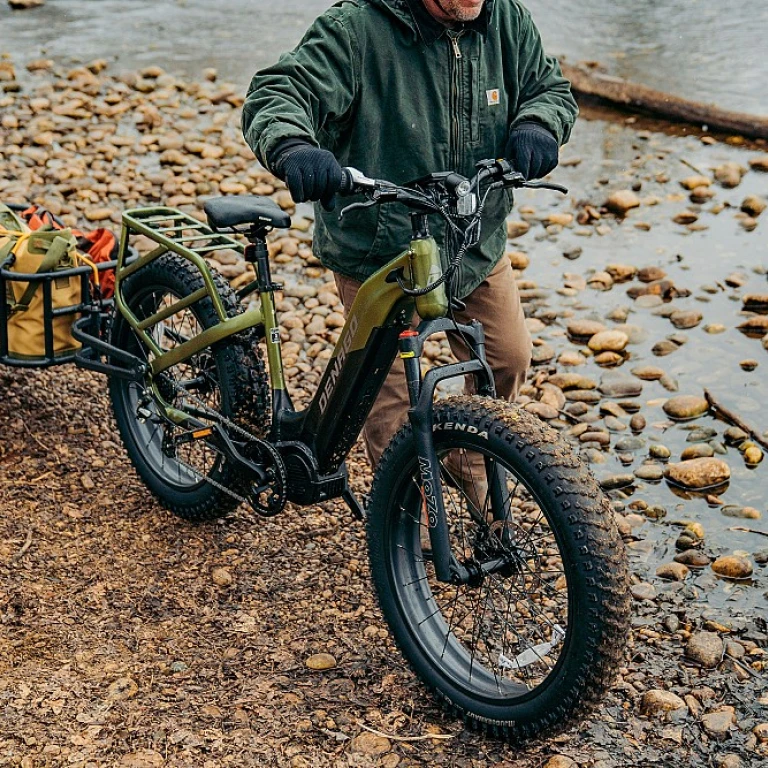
342, 487, 366, 521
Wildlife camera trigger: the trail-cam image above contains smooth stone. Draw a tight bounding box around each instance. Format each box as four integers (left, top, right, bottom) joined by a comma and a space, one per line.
594, 351, 623, 367
664, 458, 731, 489
742, 294, 768, 312
652, 339, 679, 356
211, 567, 233, 587
663, 395, 709, 420
630, 414, 646, 432
630, 582, 656, 601
681, 444, 715, 460
531, 343, 556, 364
740, 359, 759, 371
588, 330, 629, 353
566, 318, 607, 340
631, 365, 665, 381
721, 505, 761, 520
636, 294, 664, 309
635, 464, 663, 482
741, 195, 766, 217
604, 415, 627, 432
601, 401, 628, 418
599, 372, 643, 398
615, 436, 645, 452
670, 309, 703, 329
744, 445, 763, 465
686, 631, 724, 668
526, 402, 560, 420
640, 689, 686, 716
659, 374, 679, 392
686, 427, 717, 442
700, 709, 735, 740
656, 562, 689, 581
600, 474, 635, 490
723, 427, 748, 445
644, 504, 667, 520
711, 556, 753, 579
565, 389, 602, 403
674, 550, 711, 567
306, 653, 337, 671
507, 220, 530, 239
680, 175, 712, 190
650, 444, 672, 460
605, 263, 637, 282
606, 189, 640, 215
547, 372, 597, 390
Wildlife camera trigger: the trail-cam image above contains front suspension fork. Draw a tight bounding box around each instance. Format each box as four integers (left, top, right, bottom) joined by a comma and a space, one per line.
399, 319, 496, 584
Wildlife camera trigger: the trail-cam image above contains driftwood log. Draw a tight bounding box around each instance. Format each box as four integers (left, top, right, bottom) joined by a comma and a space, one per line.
561, 63, 768, 141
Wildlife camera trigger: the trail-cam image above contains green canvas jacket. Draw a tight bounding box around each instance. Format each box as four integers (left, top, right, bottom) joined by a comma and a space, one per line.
242, 0, 578, 297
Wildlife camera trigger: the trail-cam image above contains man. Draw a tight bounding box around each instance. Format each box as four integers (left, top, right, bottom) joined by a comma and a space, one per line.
242, 0, 578, 480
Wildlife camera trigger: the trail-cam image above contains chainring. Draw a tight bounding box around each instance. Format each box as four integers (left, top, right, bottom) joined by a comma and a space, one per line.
243, 439, 287, 517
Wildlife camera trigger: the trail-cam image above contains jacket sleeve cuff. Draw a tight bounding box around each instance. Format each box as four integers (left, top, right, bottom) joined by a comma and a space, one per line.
252, 124, 318, 172
509, 112, 565, 145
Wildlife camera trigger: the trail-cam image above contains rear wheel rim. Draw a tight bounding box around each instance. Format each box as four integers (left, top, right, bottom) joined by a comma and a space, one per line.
114, 286, 227, 492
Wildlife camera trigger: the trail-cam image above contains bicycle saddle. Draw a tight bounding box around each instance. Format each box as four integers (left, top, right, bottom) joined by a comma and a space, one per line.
203, 196, 291, 231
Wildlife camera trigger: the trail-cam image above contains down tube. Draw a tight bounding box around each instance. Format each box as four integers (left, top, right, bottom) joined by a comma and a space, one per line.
301, 254, 415, 475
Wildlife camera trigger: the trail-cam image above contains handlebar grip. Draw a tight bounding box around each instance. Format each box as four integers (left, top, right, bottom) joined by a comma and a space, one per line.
338, 168, 355, 196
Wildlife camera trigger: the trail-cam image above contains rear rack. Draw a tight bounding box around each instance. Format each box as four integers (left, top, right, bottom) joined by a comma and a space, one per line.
115, 206, 264, 377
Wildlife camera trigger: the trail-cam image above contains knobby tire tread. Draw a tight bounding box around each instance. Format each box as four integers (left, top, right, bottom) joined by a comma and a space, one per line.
367, 395, 630, 743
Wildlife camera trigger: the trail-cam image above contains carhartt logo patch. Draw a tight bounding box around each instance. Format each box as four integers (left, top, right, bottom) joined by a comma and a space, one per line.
486, 89, 500, 106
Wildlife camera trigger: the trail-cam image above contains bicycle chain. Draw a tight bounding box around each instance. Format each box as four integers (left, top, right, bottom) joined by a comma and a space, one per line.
145, 376, 287, 515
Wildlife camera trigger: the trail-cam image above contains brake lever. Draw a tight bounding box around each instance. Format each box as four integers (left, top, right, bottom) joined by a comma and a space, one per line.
522, 181, 569, 195
339, 198, 379, 220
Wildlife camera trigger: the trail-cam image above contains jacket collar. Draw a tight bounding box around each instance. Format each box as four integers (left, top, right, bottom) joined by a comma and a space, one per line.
371, 0, 492, 44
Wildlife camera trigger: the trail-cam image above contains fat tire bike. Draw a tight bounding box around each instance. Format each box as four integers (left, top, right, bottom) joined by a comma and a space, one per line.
76, 158, 630, 742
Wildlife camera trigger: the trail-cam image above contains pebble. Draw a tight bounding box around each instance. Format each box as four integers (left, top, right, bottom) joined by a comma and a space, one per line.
715, 755, 742, 768
723, 426, 748, 445
744, 445, 763, 465
754, 723, 768, 743
631, 365, 665, 381
720, 505, 761, 520
640, 689, 686, 716
588, 330, 629, 353
714, 162, 746, 188
656, 562, 689, 581
686, 631, 724, 668
741, 195, 766, 217
669, 309, 702, 329
349, 731, 391, 756
543, 757, 577, 768
652, 339, 679, 356
674, 550, 711, 568
700, 708, 735, 740
606, 189, 641, 215
600, 474, 635, 490
630, 414, 646, 432
605, 263, 637, 282
711, 556, 753, 579
306, 653, 337, 671
662, 395, 709, 420
681, 444, 715, 460
211, 567, 233, 587
634, 464, 663, 482
742, 294, 768, 312
650, 444, 671, 460
599, 372, 642, 398
507, 220, 530, 239
638, 265, 667, 283
630, 582, 656, 601
615, 436, 645, 452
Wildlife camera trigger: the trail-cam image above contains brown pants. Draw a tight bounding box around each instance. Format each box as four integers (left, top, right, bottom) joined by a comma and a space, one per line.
334, 257, 531, 470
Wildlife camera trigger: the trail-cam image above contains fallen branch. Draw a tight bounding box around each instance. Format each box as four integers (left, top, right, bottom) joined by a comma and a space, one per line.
358, 723, 454, 742
703, 388, 768, 452
728, 526, 768, 539
10, 527, 33, 561
561, 63, 768, 140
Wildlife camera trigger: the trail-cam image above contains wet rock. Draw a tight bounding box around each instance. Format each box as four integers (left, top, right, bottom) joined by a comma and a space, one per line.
715, 755, 741, 768
712, 556, 753, 579
644, 504, 667, 520
587, 271, 614, 291
681, 444, 715, 460
599, 372, 642, 398
659, 374, 679, 392
600, 474, 634, 490
508, 251, 529, 270
638, 265, 667, 283
656, 562, 689, 581
723, 426, 748, 445
737, 315, 768, 335
686, 631, 724, 668
690, 186, 715, 204
640, 689, 686, 716
548, 372, 597, 391
594, 351, 623, 367
634, 464, 663, 482
631, 582, 656, 601
526, 402, 560, 420
754, 723, 768, 743
720, 505, 761, 520
652, 339, 679, 356
631, 365, 664, 381
9, 0, 45, 8
741, 195, 766, 217
650, 444, 672, 460
714, 162, 746, 188
674, 549, 711, 568
604, 415, 627, 432
543, 757, 577, 768
740, 216, 758, 231
740, 359, 758, 371
630, 414, 646, 432
749, 155, 768, 172
616, 436, 645, 452
700, 708, 735, 740
606, 190, 640, 216
588, 330, 629, 353
663, 395, 709, 420
670, 309, 702, 329
306, 653, 337, 671
744, 445, 763, 465
531, 343, 556, 365
664, 458, 730, 490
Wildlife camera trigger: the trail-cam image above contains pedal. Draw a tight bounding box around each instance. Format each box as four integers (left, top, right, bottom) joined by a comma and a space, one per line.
137, 406, 153, 423
343, 488, 366, 521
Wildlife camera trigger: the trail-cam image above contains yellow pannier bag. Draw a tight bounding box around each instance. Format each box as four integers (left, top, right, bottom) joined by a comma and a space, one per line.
1, 204, 83, 361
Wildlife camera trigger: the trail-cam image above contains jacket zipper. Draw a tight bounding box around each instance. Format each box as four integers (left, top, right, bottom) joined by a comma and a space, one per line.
447, 30, 465, 171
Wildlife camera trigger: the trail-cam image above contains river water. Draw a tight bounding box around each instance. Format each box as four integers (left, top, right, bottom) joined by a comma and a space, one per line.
2, 0, 765, 116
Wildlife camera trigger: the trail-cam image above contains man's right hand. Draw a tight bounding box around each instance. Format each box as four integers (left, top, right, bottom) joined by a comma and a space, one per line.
270, 142, 343, 211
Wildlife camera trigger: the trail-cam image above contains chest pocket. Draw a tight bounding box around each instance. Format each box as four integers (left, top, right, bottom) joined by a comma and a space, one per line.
469, 58, 507, 155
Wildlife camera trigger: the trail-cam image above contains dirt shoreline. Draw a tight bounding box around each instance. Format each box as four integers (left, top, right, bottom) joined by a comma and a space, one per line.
1, 60, 767, 767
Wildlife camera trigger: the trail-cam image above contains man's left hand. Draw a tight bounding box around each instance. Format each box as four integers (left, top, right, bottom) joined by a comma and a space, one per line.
505, 122, 559, 180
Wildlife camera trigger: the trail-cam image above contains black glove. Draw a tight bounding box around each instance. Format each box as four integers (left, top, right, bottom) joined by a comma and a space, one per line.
269, 140, 343, 211
504, 121, 559, 180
